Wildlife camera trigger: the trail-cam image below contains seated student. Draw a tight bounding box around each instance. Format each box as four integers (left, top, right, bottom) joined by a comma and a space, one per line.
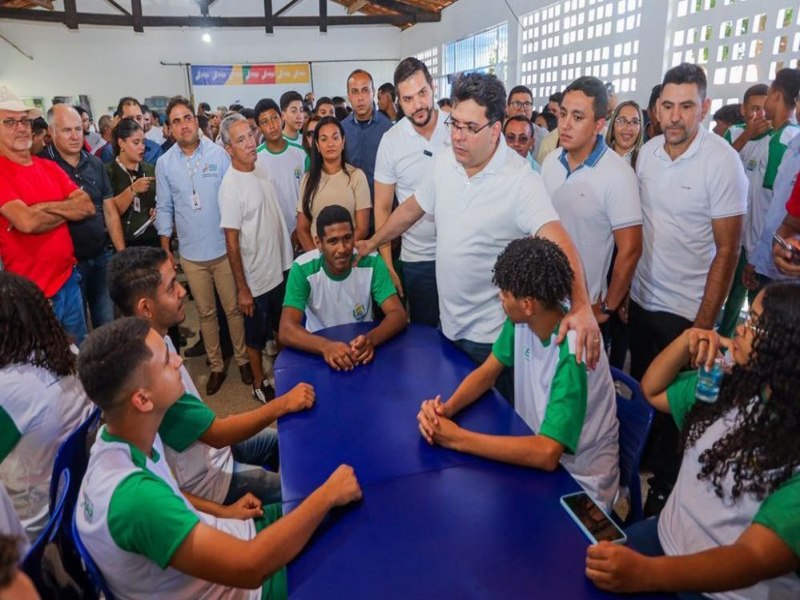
586, 282, 800, 598
76, 318, 361, 600
0, 273, 94, 541
417, 238, 619, 508
279, 205, 407, 371
108, 247, 315, 509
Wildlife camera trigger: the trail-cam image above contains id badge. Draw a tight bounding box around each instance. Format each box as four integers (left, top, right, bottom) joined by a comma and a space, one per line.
191, 192, 202, 211
133, 196, 141, 213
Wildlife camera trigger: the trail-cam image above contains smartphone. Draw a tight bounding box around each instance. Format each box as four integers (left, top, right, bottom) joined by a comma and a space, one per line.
773, 234, 800, 264
560, 491, 627, 544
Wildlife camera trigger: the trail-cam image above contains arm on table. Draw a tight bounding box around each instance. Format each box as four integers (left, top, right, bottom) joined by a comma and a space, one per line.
278, 306, 356, 371
170, 465, 362, 589
350, 294, 407, 365
693, 215, 743, 330
586, 523, 799, 594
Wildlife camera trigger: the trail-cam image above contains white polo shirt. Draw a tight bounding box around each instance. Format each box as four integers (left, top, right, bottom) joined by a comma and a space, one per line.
542, 136, 641, 303
374, 110, 450, 262
632, 127, 747, 321
218, 163, 293, 297
415, 138, 560, 343
255, 140, 309, 234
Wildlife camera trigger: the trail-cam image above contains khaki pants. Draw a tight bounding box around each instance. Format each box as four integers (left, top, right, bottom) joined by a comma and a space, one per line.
181, 255, 247, 372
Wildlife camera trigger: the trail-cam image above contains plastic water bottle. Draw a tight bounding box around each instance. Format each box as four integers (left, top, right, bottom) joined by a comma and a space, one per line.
695, 354, 733, 403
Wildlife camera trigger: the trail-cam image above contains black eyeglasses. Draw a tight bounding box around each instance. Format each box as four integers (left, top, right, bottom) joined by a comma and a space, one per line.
444, 116, 493, 136
1, 117, 32, 129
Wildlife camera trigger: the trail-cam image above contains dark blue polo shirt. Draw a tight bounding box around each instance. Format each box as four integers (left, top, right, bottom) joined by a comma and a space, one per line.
42, 145, 113, 260
341, 108, 392, 198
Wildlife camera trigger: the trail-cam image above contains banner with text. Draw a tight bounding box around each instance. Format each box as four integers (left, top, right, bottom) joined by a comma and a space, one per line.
191, 63, 311, 86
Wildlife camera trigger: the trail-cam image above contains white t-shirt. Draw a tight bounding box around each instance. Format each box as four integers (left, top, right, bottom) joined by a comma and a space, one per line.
256, 141, 309, 234
0, 363, 94, 540
542, 137, 642, 303
632, 127, 747, 320
0, 483, 29, 557
145, 127, 165, 146
218, 164, 294, 297
373, 110, 450, 262
414, 139, 560, 343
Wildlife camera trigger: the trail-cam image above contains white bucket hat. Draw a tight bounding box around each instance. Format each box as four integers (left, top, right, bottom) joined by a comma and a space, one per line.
0, 84, 43, 118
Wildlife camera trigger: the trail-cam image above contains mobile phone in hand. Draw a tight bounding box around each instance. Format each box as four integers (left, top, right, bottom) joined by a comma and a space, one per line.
560, 491, 627, 544
773, 234, 800, 264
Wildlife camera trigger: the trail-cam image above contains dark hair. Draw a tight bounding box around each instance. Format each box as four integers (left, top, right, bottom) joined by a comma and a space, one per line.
332, 96, 347, 106
451, 72, 506, 124
166, 96, 195, 121
197, 113, 210, 133
437, 98, 452, 109
78, 317, 153, 415
301, 116, 349, 221
503, 115, 534, 137
743, 83, 769, 105
316, 204, 353, 240
0, 272, 75, 375
492, 237, 574, 310
771, 68, 800, 110
315, 97, 334, 111
280, 91, 303, 112
347, 69, 375, 90
228, 103, 244, 112
563, 76, 608, 121
111, 117, 143, 157
606, 100, 645, 169
302, 114, 321, 154
378, 82, 396, 101
32, 116, 48, 134
116, 96, 141, 117
238, 107, 255, 120
141, 104, 151, 115
548, 91, 563, 104
648, 84, 662, 111
662, 62, 707, 100
507, 84, 533, 105
73, 105, 89, 118
394, 57, 433, 89
198, 102, 211, 113
0, 534, 21, 588
682, 282, 800, 501
108, 247, 169, 316
538, 111, 558, 131
712, 103, 744, 125
254, 98, 281, 124
334, 106, 349, 121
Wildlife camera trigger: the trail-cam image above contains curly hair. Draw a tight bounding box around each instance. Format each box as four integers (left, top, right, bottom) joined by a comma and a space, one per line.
681, 282, 800, 501
0, 534, 20, 588
0, 272, 75, 376
492, 237, 574, 309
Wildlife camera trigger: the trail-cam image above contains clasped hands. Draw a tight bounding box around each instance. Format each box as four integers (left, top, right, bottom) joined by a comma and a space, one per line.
416, 395, 462, 449
321, 335, 375, 371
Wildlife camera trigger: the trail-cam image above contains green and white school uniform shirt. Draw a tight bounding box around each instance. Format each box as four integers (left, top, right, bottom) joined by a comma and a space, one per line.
283, 250, 397, 333
161, 336, 234, 504
0, 363, 94, 540
659, 372, 800, 600
256, 140, 310, 234
492, 320, 620, 508
77, 428, 287, 600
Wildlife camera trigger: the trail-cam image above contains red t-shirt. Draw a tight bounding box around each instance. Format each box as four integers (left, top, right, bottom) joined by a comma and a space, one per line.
0, 155, 77, 297
785, 171, 800, 218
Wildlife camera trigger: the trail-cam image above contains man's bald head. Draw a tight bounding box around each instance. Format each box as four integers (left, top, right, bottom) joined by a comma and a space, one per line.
48, 104, 84, 157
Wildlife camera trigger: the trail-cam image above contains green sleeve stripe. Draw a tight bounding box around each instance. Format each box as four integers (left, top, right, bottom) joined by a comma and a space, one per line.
0, 406, 21, 463
256, 143, 266, 153
108, 471, 200, 569
723, 128, 733, 145
304, 152, 311, 172
666, 370, 699, 431
370, 255, 398, 307
752, 472, 800, 559
763, 128, 792, 190
491, 318, 515, 368
254, 504, 288, 600
282, 261, 312, 311
539, 339, 587, 454
158, 393, 216, 452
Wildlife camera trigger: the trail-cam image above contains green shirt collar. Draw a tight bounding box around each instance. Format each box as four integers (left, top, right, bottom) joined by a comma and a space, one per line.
100, 428, 161, 466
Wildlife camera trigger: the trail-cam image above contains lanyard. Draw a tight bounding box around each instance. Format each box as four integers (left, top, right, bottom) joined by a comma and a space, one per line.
184, 144, 204, 195
115, 157, 142, 187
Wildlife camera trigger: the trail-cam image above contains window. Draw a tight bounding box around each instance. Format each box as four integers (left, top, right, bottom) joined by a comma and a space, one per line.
441, 23, 509, 94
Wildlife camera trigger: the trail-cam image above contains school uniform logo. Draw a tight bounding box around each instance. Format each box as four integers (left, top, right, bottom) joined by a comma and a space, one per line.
352, 303, 367, 322
82, 493, 94, 523
294, 167, 302, 180
524, 346, 531, 361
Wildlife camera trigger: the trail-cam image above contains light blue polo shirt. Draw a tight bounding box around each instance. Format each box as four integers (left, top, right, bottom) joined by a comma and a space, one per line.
155, 137, 230, 261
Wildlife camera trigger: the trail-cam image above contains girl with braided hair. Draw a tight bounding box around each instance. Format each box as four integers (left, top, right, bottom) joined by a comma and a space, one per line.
0, 272, 93, 541
586, 281, 800, 598
417, 237, 620, 509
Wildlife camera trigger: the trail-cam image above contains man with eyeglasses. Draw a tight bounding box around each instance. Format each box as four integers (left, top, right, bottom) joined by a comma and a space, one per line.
99, 97, 163, 165
156, 96, 253, 396
0, 84, 95, 343
506, 84, 548, 159
541, 76, 642, 338
503, 115, 541, 172
254, 98, 309, 242
342, 69, 393, 202
356, 73, 602, 402
42, 104, 125, 330
373, 57, 450, 327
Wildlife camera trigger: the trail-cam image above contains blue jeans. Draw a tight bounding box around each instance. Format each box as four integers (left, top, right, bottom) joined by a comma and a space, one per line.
224, 427, 282, 505
399, 260, 439, 328
453, 337, 514, 406
76, 248, 115, 328
50, 268, 88, 346
626, 518, 709, 600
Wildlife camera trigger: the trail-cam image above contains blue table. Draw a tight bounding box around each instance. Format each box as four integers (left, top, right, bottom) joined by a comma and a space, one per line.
276, 323, 673, 599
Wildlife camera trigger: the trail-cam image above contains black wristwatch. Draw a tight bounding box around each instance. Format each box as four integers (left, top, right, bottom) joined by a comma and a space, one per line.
600, 301, 615, 316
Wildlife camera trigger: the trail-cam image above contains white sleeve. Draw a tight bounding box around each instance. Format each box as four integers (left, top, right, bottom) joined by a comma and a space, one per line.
217, 179, 243, 230
413, 154, 442, 215
373, 134, 397, 186
515, 170, 560, 234
708, 144, 748, 219
607, 163, 643, 230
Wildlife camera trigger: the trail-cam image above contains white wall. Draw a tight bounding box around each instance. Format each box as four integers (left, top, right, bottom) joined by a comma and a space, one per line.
0, 19, 401, 116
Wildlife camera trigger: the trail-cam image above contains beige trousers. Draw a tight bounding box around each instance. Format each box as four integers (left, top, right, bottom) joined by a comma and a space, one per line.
181, 254, 247, 372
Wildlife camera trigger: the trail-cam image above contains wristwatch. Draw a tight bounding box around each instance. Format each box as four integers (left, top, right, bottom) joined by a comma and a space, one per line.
600, 301, 615, 316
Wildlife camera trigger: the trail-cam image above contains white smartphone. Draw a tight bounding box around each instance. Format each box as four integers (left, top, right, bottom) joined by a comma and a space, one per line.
560, 491, 627, 544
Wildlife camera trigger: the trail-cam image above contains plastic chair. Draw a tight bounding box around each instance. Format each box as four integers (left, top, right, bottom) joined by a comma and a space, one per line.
21, 470, 70, 596
610, 367, 654, 525
72, 510, 115, 600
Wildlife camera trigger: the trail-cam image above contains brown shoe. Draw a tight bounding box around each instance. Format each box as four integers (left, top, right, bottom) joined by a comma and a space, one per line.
239, 363, 254, 385
206, 370, 227, 396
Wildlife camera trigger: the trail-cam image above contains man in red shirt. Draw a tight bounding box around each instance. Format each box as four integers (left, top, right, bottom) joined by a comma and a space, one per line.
0, 85, 95, 343
773, 171, 800, 277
